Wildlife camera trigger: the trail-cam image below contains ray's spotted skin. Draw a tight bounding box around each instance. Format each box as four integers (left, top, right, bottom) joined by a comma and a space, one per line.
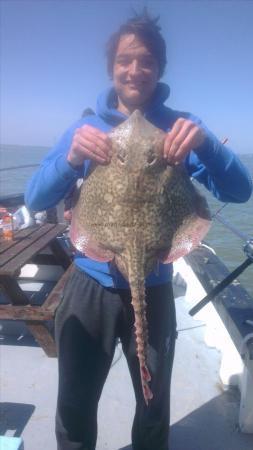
70, 110, 211, 405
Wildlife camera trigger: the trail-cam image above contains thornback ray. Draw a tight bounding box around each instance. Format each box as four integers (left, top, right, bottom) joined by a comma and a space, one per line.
70, 110, 211, 405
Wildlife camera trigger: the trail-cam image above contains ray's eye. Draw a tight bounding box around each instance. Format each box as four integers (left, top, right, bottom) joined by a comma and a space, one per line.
117, 148, 127, 164
147, 149, 157, 166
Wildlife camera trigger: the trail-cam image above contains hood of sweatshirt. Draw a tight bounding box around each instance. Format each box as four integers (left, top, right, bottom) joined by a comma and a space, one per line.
96, 82, 171, 127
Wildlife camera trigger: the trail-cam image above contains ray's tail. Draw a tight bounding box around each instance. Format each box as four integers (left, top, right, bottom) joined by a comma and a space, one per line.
126, 238, 153, 406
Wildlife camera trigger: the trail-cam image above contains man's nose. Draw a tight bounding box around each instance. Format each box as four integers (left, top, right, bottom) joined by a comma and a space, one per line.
128, 60, 142, 76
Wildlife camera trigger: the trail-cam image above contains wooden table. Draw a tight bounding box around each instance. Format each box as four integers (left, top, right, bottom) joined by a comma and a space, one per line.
0, 223, 73, 356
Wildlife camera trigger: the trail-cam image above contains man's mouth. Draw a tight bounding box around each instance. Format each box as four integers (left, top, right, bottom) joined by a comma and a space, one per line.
126, 82, 145, 90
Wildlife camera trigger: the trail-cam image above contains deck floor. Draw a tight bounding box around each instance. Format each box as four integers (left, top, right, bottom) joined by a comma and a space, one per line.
1, 295, 253, 449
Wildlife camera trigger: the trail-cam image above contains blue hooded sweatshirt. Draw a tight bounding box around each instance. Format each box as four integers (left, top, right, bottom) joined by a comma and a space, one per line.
25, 83, 252, 288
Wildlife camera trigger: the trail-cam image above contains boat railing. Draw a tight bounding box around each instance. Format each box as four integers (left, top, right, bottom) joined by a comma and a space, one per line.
0, 163, 65, 223
0, 164, 39, 208
0, 163, 39, 172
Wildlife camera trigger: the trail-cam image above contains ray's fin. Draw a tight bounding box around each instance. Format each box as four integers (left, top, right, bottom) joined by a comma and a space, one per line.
160, 182, 211, 264
69, 207, 114, 262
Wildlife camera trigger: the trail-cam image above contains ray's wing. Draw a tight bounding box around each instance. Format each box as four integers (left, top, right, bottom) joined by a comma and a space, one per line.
69, 196, 114, 262
159, 167, 211, 264
159, 212, 211, 263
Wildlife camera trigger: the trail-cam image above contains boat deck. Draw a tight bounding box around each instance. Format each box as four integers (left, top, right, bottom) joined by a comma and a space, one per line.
1, 281, 253, 450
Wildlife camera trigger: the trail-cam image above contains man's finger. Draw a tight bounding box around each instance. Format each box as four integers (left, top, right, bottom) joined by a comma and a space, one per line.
163, 119, 183, 157
83, 135, 111, 159
165, 120, 194, 162
80, 125, 111, 148
77, 135, 110, 162
78, 144, 110, 165
173, 127, 200, 163
174, 126, 206, 162
80, 128, 111, 150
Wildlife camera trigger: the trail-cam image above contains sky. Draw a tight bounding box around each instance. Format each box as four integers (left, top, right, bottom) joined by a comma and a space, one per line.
1, 0, 253, 154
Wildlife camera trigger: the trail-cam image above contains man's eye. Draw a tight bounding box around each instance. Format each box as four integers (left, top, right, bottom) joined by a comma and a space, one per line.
116, 58, 130, 66
140, 58, 156, 68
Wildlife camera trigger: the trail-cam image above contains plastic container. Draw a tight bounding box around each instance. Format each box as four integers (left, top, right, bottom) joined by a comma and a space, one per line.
12, 205, 35, 230
2, 212, 14, 240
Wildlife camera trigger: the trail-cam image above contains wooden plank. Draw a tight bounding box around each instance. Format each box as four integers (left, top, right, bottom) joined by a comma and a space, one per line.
0, 224, 53, 266
0, 237, 18, 255
43, 264, 73, 312
0, 275, 30, 305
31, 253, 60, 265
0, 226, 41, 254
0, 264, 73, 319
0, 304, 53, 320
1, 224, 67, 276
26, 321, 57, 357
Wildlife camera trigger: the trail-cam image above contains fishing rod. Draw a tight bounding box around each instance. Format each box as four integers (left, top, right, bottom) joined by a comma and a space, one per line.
189, 214, 253, 316
189, 246, 253, 316
215, 212, 250, 242
0, 163, 39, 172
189, 138, 253, 316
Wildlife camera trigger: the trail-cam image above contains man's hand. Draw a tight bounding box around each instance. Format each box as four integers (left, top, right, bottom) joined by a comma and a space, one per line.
163, 118, 206, 164
67, 125, 112, 167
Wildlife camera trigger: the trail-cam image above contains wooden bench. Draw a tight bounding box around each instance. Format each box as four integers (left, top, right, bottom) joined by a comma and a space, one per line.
0, 224, 72, 357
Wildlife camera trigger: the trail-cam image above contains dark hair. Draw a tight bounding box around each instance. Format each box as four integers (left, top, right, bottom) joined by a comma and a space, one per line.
106, 10, 167, 79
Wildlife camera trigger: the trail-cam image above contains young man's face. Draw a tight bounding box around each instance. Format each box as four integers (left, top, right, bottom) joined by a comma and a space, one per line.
112, 34, 160, 113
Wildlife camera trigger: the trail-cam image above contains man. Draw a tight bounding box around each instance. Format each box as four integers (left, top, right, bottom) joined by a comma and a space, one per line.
25, 13, 252, 450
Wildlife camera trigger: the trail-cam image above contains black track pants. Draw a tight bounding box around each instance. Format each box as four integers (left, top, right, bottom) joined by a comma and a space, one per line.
54, 266, 177, 450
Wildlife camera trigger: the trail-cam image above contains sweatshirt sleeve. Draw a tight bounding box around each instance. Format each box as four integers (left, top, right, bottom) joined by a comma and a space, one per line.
25, 122, 85, 212
185, 116, 252, 203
